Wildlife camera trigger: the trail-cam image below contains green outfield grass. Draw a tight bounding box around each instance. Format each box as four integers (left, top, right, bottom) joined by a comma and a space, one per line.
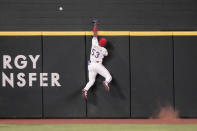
0, 124, 197, 131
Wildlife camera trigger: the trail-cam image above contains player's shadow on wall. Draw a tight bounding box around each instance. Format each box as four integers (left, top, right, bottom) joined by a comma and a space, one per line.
88, 74, 126, 106
103, 40, 113, 62
104, 40, 126, 100
110, 77, 126, 99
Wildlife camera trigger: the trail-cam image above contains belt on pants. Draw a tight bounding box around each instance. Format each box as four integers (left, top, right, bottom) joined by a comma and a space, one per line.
89, 60, 101, 64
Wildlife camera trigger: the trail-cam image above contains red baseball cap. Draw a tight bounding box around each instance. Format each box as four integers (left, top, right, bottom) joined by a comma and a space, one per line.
99, 38, 107, 47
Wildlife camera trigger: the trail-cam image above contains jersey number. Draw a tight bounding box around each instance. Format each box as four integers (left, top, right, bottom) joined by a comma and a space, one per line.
91, 49, 100, 58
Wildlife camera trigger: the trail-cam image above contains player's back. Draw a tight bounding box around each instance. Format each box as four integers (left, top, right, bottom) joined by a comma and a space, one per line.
90, 37, 107, 63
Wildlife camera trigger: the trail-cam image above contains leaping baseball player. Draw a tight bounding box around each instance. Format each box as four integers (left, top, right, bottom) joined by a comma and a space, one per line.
82, 19, 112, 99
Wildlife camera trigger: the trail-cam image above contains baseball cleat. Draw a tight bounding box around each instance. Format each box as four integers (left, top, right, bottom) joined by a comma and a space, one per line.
82, 89, 88, 99
103, 81, 110, 91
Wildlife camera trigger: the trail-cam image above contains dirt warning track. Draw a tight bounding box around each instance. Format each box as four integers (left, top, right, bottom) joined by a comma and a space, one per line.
0, 119, 196, 124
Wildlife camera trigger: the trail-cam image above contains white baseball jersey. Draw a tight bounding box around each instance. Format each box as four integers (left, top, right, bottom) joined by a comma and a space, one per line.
90, 37, 108, 63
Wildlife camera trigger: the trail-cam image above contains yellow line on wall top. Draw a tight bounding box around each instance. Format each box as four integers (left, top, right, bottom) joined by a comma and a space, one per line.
0, 32, 42, 36
0, 31, 197, 36
130, 32, 173, 36
43, 31, 85, 36
172, 32, 197, 36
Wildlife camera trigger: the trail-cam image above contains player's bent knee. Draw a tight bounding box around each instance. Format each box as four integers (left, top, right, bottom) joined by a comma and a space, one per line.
109, 75, 112, 82
106, 75, 112, 83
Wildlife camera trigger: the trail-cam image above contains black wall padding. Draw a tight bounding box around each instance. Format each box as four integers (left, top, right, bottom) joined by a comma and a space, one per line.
130, 36, 174, 118
43, 36, 86, 118
174, 36, 197, 118
0, 36, 42, 117
86, 36, 130, 117
0, 0, 197, 30
1, 34, 197, 118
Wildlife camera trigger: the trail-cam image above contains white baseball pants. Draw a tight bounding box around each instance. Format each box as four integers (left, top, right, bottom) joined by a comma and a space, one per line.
84, 62, 112, 91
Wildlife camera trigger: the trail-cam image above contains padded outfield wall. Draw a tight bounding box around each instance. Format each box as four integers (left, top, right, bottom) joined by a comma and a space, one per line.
0, 31, 196, 118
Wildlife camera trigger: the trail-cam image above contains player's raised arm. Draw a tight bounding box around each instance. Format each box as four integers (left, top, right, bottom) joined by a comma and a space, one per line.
93, 21, 98, 37
92, 19, 99, 45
